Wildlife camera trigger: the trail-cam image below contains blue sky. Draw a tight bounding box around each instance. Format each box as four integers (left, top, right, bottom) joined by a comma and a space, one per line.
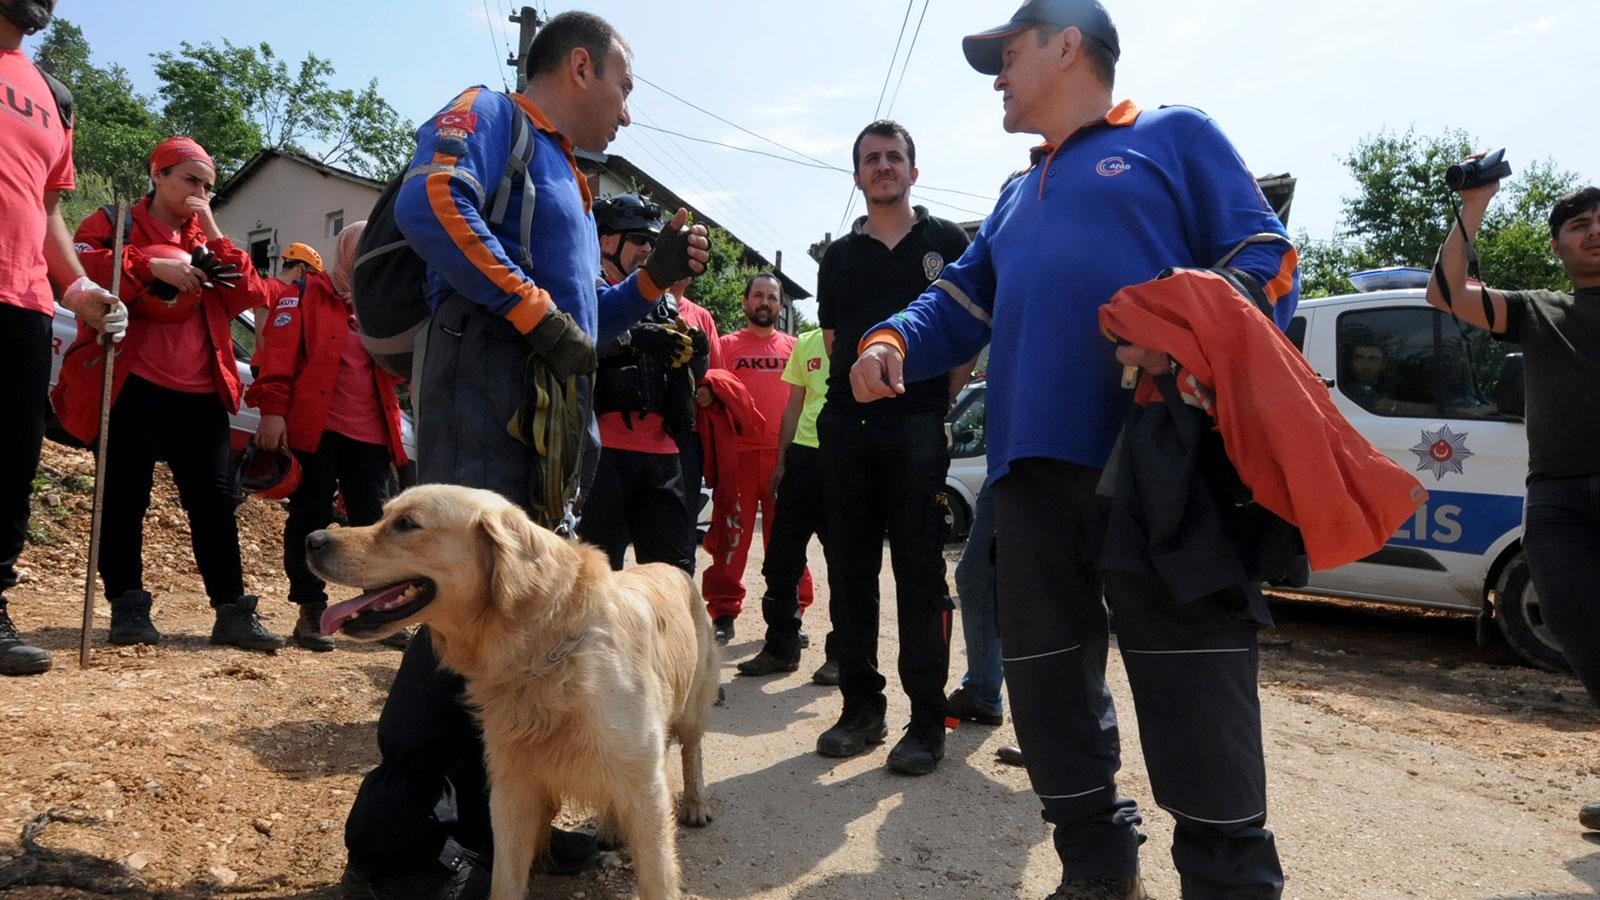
46, 1, 1599, 301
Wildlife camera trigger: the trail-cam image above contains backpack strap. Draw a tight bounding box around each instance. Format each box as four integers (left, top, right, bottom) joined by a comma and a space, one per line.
98, 203, 134, 246
32, 63, 72, 131
489, 98, 538, 273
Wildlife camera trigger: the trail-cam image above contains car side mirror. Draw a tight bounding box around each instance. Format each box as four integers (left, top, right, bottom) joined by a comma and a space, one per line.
1495, 353, 1525, 419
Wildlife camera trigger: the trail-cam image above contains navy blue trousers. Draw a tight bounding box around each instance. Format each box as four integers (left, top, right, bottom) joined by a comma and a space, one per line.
992, 457, 1282, 898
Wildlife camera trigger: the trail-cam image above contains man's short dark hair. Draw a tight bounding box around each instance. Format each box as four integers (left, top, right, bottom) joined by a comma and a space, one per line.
1549, 186, 1600, 241
524, 11, 627, 80
851, 120, 916, 173
744, 272, 782, 298
1036, 24, 1116, 89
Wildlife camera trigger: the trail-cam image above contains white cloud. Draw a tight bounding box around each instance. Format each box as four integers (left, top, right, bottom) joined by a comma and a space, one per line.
1512, 14, 1560, 34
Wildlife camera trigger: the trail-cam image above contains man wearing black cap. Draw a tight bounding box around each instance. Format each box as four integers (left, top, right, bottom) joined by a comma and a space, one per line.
850, 2, 1300, 897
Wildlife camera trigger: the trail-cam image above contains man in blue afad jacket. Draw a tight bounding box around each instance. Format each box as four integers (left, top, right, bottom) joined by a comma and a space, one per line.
852, 2, 1299, 898
338, 11, 709, 898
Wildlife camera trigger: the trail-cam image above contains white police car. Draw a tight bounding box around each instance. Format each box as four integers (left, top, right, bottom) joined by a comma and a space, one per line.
941, 268, 1556, 670
1289, 267, 1551, 668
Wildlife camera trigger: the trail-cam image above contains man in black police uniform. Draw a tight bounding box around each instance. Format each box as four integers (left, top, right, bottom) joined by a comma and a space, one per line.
578, 193, 705, 571
1426, 175, 1600, 833
813, 119, 974, 775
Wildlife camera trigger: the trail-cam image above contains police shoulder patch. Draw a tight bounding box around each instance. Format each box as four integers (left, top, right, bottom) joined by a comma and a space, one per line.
922, 251, 945, 281
272, 312, 294, 328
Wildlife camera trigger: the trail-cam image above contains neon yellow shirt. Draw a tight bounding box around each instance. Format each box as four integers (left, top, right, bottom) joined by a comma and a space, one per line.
780, 329, 829, 449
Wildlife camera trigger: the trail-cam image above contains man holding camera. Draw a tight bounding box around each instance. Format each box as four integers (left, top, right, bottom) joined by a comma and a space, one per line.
1426, 165, 1600, 832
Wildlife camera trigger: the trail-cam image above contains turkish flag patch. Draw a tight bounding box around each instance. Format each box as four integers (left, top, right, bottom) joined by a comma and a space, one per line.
435, 111, 478, 133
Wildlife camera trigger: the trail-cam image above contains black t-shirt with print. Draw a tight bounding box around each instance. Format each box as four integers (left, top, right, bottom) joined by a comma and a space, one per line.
1495, 287, 1600, 479
816, 207, 971, 418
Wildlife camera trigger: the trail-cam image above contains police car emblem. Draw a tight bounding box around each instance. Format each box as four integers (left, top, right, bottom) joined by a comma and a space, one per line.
922, 252, 945, 281
1411, 424, 1473, 481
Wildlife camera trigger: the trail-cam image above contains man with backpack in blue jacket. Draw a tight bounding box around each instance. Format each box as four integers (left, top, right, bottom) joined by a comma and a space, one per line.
337, 11, 708, 898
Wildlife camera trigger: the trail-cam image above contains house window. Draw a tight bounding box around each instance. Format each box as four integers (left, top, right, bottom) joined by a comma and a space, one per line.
326, 210, 345, 238
248, 230, 274, 276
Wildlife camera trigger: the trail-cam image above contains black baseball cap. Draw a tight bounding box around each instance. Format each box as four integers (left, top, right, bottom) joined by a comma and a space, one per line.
962, 0, 1121, 76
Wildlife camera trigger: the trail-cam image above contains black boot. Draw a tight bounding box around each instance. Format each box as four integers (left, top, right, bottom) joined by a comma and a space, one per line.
339, 838, 489, 900
0, 605, 51, 676
210, 595, 286, 652
108, 589, 161, 646
886, 717, 946, 776
736, 647, 800, 677
712, 615, 735, 645
816, 699, 888, 758
293, 602, 335, 652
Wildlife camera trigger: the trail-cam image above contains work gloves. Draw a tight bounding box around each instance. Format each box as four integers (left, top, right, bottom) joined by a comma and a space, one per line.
62, 275, 127, 343
525, 308, 598, 381
629, 321, 695, 368
191, 244, 242, 290
643, 223, 699, 290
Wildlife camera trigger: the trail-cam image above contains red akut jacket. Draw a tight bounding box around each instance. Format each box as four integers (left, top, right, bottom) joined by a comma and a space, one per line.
244, 271, 408, 466
52, 199, 269, 444
1099, 269, 1426, 571
697, 368, 765, 560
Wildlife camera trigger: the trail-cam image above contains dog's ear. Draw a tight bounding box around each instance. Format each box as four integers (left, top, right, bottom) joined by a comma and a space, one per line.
477, 504, 542, 612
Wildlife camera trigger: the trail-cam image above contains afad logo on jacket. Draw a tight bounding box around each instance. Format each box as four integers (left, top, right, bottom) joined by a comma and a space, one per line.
1095, 156, 1133, 177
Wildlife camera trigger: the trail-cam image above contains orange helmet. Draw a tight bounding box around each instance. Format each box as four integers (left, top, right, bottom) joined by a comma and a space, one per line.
127, 243, 203, 324
232, 445, 302, 502
281, 242, 324, 272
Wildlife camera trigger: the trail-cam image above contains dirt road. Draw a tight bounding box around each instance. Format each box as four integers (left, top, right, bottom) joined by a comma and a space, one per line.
1, 443, 1597, 898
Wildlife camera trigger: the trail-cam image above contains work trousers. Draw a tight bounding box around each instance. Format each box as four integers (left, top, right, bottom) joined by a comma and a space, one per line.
100, 375, 244, 607
1524, 474, 1600, 704
955, 485, 1003, 713
676, 429, 706, 568
758, 443, 833, 660
0, 305, 52, 602
346, 294, 597, 869
993, 457, 1282, 898
577, 446, 694, 573
284, 431, 393, 605
818, 411, 951, 726
702, 446, 813, 620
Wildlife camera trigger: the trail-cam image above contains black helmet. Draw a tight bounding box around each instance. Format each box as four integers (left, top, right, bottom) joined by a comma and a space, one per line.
594, 193, 664, 236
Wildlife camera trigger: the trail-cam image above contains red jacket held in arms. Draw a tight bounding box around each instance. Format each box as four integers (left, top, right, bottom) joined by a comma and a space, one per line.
1099, 269, 1426, 571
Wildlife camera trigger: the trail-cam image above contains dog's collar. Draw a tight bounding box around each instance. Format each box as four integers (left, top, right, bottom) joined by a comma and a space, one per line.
533, 630, 589, 675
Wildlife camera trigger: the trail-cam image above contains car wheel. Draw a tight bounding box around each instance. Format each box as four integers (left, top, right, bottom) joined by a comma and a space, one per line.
1496, 551, 1570, 673
939, 487, 971, 545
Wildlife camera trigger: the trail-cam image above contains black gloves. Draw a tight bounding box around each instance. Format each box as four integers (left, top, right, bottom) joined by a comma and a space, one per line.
191, 244, 242, 290
643, 223, 698, 289
525, 308, 598, 380
629, 321, 695, 368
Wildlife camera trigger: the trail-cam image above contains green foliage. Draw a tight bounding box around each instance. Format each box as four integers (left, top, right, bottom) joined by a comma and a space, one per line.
1309, 128, 1582, 296
152, 39, 414, 179
34, 19, 165, 200
684, 225, 760, 335
59, 170, 115, 235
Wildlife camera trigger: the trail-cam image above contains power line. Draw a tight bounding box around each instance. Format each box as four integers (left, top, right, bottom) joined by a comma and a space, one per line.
885, 0, 933, 118
479, 0, 509, 91
636, 74, 836, 171
838, 0, 920, 236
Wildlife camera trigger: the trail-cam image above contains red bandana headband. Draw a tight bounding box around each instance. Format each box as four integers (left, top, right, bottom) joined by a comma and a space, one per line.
149, 136, 215, 175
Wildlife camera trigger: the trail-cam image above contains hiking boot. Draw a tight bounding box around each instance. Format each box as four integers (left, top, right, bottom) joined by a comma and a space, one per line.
712, 615, 735, 645
380, 626, 413, 650
293, 603, 335, 652
0, 606, 51, 676
886, 719, 946, 776
811, 658, 840, 686
108, 589, 161, 646
736, 648, 799, 677
541, 827, 599, 875
1046, 875, 1146, 899
816, 701, 888, 758
1582, 803, 1600, 831
798, 629, 810, 649
339, 838, 488, 900
210, 596, 286, 652
996, 744, 1025, 767
947, 686, 1004, 726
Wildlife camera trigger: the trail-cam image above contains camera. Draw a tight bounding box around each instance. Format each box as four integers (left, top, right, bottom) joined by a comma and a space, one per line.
1446, 148, 1512, 192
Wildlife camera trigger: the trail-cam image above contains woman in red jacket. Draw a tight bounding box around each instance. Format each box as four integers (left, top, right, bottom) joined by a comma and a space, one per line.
53, 136, 284, 652
245, 221, 409, 651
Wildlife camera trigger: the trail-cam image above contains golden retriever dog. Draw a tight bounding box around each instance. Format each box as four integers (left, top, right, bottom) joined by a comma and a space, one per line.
305, 484, 719, 900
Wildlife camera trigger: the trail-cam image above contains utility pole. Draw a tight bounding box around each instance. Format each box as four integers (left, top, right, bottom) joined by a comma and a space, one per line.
508, 6, 542, 91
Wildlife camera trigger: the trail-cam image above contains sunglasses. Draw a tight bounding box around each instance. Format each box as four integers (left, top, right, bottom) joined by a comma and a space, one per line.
624, 233, 658, 248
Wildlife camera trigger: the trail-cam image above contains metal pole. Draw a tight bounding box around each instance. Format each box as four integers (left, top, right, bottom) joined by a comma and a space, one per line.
509, 6, 542, 92
80, 199, 125, 668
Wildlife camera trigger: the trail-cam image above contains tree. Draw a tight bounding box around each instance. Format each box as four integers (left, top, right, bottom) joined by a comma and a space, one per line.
1301, 129, 1582, 297
33, 19, 165, 201
152, 39, 413, 179
684, 225, 760, 335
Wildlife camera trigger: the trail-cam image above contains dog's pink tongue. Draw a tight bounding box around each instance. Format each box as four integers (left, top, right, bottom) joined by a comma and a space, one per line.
321, 584, 408, 635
